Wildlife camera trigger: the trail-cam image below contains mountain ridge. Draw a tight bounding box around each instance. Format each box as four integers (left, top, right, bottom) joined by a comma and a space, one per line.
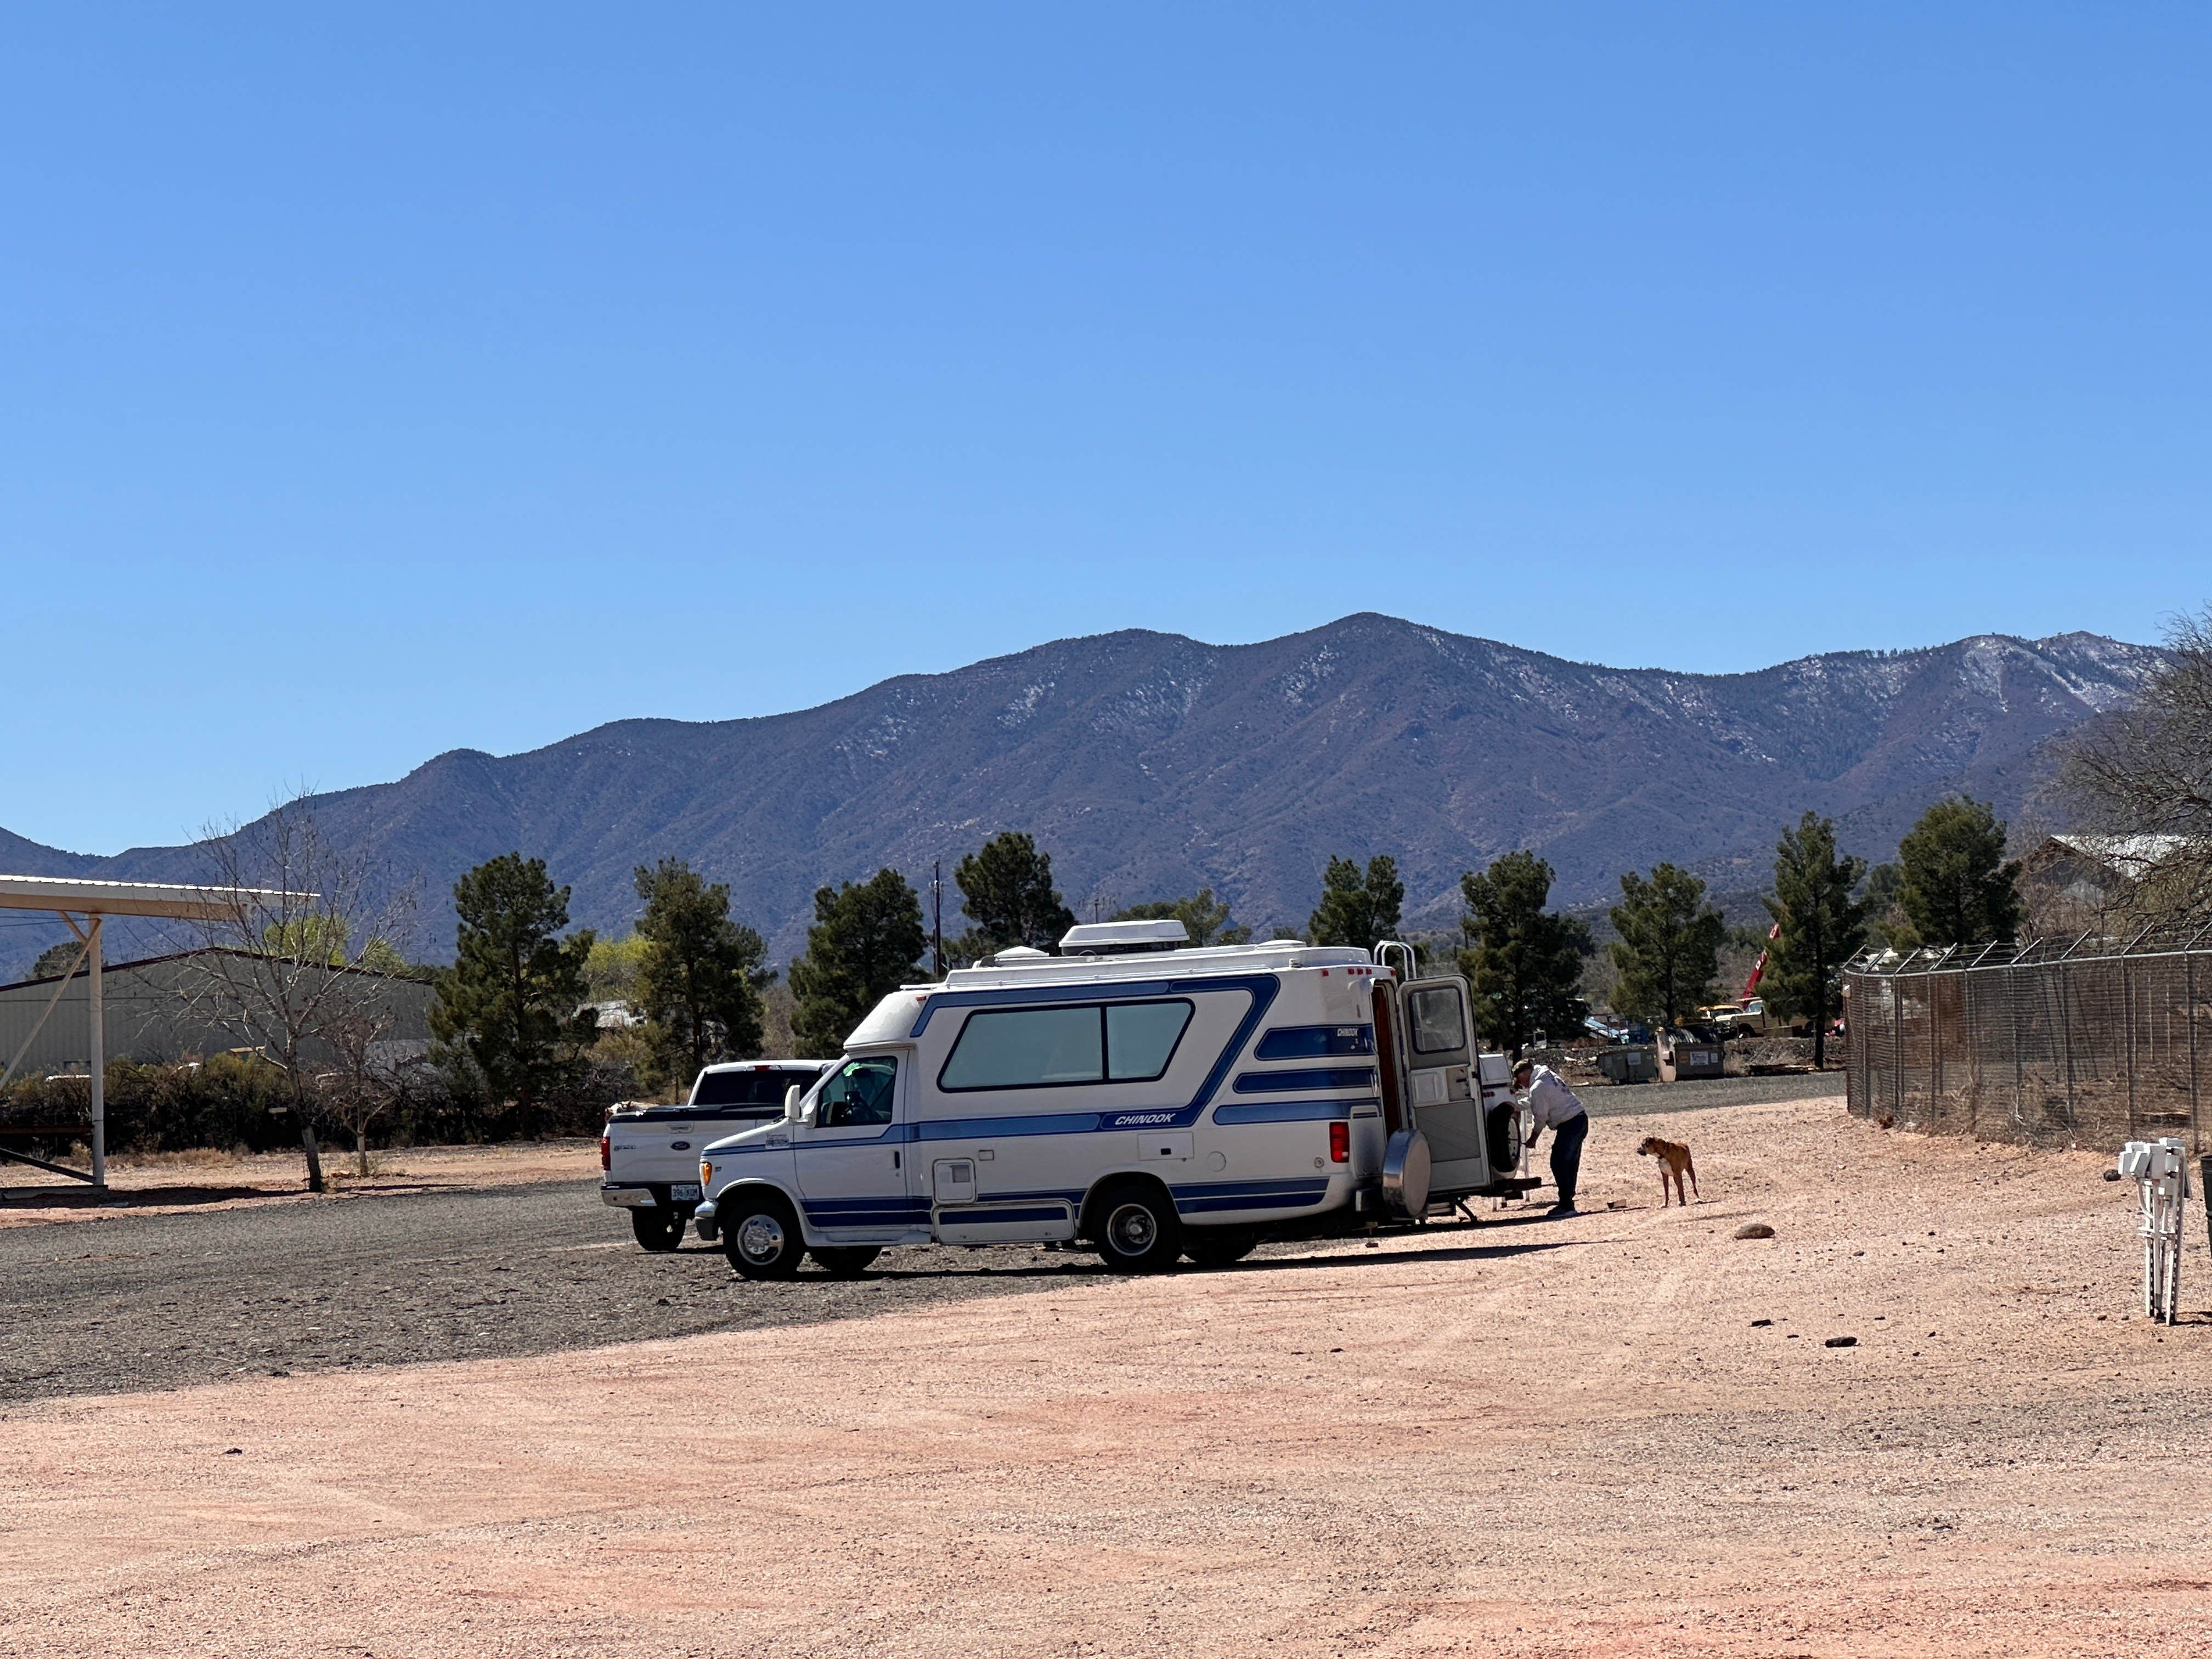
0, 614, 2158, 974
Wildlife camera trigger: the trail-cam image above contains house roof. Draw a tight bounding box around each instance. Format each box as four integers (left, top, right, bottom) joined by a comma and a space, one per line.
2031, 834, 2193, 881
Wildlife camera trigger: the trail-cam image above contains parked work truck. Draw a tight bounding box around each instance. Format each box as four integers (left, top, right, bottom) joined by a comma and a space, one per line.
1697, 997, 1805, 1041
692, 922, 1539, 1278
601, 1059, 831, 1250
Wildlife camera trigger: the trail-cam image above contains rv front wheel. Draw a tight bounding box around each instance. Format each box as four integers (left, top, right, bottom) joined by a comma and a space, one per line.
1093, 1180, 1181, 1273
721, 1192, 805, 1280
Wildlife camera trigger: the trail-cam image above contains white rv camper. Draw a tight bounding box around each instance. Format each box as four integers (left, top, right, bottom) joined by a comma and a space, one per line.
693, 922, 1537, 1278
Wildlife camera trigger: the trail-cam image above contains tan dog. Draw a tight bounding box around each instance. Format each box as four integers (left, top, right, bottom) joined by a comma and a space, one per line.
1637, 1135, 1699, 1207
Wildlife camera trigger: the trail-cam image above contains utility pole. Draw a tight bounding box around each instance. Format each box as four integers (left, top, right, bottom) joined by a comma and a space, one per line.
932, 860, 945, 979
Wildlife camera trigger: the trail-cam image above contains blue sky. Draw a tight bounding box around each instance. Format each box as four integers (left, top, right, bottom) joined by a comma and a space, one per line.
4, 5, 2208, 855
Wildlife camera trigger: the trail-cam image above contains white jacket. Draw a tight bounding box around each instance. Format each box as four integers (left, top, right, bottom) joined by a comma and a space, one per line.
1520, 1064, 1586, 1136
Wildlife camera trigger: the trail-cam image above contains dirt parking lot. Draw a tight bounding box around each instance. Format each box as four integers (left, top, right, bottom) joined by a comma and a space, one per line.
4, 1093, 2209, 1657
0, 1139, 603, 1228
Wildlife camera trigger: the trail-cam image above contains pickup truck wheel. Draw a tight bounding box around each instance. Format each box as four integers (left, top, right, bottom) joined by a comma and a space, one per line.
809, 1246, 881, 1278
721, 1192, 805, 1280
1182, 1227, 1259, 1268
1092, 1180, 1182, 1273
629, 1208, 686, 1253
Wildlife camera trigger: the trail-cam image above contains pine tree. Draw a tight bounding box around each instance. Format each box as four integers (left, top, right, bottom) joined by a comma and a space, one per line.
631, 857, 772, 1084
952, 832, 1077, 958
1606, 864, 1724, 1027
1108, 888, 1251, 946
1458, 851, 1590, 1052
431, 853, 597, 1109
1860, 861, 1916, 952
1764, 811, 1869, 1068
1895, 796, 2023, 946
30, 940, 83, 979
789, 869, 928, 1055
1306, 855, 1406, 956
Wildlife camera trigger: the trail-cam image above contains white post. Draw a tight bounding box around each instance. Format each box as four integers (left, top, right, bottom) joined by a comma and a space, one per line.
88, 916, 104, 1188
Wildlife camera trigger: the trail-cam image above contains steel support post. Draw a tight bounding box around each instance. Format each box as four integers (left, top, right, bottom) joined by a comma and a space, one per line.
88, 916, 104, 1188
2189, 951, 2202, 1154
1928, 962, 1942, 1128
2012, 965, 2024, 1134
1893, 975, 1904, 1122
2061, 964, 2077, 1129
2125, 962, 2137, 1142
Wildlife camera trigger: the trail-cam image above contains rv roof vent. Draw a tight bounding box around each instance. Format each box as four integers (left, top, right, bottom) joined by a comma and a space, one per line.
990, 945, 1053, 965
1058, 919, 1190, 955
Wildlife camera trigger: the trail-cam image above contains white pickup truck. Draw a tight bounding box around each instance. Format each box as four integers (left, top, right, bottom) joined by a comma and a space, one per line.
600, 1060, 829, 1250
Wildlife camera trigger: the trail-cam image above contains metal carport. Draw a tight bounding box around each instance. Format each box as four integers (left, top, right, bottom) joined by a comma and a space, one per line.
0, 874, 284, 1187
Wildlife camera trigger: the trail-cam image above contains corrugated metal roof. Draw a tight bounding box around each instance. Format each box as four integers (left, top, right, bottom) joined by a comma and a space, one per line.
0, 874, 301, 920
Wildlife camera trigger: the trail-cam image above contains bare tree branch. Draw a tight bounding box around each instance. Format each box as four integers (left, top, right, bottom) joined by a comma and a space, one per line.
2058, 604, 2212, 931
174, 792, 419, 1192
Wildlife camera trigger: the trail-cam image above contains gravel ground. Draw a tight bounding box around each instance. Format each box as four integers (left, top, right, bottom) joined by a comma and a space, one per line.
0, 1181, 1132, 1402
8, 1092, 2211, 1658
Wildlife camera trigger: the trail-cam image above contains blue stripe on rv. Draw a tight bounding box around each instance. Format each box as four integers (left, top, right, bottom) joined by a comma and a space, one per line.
1211, 1096, 1376, 1124
1231, 1067, 1377, 1093
1170, 1177, 1331, 1215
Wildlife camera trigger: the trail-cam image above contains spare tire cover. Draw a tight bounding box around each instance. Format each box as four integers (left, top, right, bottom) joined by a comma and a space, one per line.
1381, 1128, 1431, 1217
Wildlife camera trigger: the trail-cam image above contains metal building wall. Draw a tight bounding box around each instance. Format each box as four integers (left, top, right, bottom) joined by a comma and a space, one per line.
0, 952, 433, 1075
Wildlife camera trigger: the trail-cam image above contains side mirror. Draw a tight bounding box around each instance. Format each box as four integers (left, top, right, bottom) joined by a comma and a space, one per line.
783, 1084, 803, 1122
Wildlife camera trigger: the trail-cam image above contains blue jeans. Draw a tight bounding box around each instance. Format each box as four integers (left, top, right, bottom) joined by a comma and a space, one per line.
1547, 1111, 1588, 1207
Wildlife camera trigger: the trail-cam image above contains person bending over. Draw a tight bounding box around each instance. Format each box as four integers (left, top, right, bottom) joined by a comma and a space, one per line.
1513, 1056, 1588, 1216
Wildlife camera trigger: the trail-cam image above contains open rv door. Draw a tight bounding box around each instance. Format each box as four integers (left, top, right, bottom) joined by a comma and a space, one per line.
1392, 971, 1493, 1195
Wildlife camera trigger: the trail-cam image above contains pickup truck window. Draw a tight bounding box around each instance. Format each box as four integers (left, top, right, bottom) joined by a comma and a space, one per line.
692, 1068, 816, 1108
817, 1057, 897, 1127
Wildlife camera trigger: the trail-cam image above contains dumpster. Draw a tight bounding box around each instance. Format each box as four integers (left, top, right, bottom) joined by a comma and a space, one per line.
1594, 1044, 1658, 1085
1655, 1027, 1724, 1082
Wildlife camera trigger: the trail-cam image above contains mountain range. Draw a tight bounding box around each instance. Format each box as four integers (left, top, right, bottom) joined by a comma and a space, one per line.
0, 613, 2159, 976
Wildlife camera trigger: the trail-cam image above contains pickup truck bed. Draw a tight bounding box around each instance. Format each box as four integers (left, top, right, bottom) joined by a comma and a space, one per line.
601, 1060, 827, 1250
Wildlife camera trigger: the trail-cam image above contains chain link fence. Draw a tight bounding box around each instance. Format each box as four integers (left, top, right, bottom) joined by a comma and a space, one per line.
1844, 932, 2212, 1152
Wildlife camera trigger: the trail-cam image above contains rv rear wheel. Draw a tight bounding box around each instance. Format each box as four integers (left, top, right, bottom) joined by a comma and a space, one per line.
721, 1191, 805, 1280
1183, 1227, 1259, 1268
809, 1246, 881, 1278
1092, 1180, 1182, 1273
629, 1207, 687, 1253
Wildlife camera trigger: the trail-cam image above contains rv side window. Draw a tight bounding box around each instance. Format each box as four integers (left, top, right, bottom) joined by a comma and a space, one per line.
1406, 988, 1466, 1055
1106, 1001, 1195, 1080
941, 1007, 1103, 1089
817, 1057, 898, 1126
939, 1000, 1195, 1091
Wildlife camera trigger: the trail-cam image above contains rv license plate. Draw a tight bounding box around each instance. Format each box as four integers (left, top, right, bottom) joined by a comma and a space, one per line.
670, 1183, 701, 1201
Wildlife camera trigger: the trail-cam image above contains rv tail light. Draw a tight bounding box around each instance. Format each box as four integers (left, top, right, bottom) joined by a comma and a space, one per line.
599, 1131, 610, 1171
1329, 1122, 1350, 1163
